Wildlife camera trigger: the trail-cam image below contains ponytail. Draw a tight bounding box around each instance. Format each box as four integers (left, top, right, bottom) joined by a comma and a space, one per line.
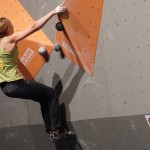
0, 17, 10, 38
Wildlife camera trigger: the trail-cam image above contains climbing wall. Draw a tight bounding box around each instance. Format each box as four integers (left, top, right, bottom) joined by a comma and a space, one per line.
0, 0, 54, 79
55, 0, 103, 75
1, 0, 150, 150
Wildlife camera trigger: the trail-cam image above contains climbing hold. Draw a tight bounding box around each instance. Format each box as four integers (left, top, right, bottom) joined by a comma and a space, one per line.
38, 47, 47, 55
54, 43, 62, 52
55, 22, 64, 31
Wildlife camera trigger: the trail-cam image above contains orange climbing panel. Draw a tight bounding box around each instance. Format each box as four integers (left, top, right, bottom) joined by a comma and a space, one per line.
55, 0, 104, 75
0, 0, 54, 79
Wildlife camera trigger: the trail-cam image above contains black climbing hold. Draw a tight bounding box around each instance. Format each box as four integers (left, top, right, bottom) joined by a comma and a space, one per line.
55, 22, 64, 31
54, 43, 62, 52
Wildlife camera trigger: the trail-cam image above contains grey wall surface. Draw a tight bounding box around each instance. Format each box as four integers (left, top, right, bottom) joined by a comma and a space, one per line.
1, 0, 150, 150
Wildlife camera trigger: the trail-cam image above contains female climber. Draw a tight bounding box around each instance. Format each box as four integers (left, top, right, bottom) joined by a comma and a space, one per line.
0, 5, 67, 143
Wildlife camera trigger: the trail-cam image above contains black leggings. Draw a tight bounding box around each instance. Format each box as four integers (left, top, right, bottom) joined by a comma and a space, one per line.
0, 79, 61, 133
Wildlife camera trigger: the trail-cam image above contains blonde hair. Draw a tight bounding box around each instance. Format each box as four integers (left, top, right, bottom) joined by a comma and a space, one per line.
0, 17, 10, 38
